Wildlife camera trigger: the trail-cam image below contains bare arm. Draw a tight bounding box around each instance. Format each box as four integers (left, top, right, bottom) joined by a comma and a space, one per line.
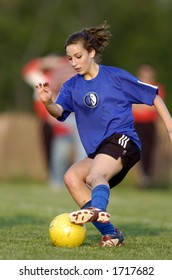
153, 95, 172, 142
35, 82, 63, 118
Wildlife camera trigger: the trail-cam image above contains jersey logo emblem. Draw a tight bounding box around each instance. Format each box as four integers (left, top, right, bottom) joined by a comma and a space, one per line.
84, 92, 99, 108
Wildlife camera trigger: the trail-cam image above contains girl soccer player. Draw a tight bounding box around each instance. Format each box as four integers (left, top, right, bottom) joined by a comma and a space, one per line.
36, 22, 172, 246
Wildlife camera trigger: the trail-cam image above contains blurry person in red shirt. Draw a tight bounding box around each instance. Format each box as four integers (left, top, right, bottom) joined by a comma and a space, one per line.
132, 64, 166, 189
22, 55, 85, 188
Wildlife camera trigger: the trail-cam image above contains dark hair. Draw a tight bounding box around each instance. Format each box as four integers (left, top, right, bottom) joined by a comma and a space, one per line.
64, 21, 112, 58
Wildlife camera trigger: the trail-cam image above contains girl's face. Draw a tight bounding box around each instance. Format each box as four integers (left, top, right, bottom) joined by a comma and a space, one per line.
66, 42, 96, 76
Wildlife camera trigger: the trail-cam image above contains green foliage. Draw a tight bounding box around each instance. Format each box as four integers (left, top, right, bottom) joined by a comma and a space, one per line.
0, 0, 172, 111
0, 180, 171, 260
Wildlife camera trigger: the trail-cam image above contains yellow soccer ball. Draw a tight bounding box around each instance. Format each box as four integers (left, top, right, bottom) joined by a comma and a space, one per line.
49, 213, 86, 247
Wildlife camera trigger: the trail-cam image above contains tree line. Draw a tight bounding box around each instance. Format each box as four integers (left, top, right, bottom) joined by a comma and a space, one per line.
0, 0, 172, 112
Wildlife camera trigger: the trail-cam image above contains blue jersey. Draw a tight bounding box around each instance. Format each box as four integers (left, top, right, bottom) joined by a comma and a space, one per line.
55, 65, 158, 155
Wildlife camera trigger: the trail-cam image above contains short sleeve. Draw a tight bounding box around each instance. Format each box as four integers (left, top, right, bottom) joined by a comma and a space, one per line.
120, 70, 158, 105
55, 84, 74, 121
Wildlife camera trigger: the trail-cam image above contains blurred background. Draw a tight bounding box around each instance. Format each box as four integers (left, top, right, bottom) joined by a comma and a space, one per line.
0, 0, 171, 186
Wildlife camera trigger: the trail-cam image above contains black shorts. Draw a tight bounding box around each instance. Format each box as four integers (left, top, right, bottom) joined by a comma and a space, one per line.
88, 134, 141, 189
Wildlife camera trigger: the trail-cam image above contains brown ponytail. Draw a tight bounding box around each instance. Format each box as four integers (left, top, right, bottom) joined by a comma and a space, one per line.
64, 21, 112, 57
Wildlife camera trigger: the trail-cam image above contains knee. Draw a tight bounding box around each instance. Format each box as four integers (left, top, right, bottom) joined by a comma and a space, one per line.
64, 169, 76, 190
86, 173, 101, 186
86, 172, 108, 186
85, 174, 92, 186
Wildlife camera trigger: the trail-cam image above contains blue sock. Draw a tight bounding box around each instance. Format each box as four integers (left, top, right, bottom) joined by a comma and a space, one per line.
91, 184, 110, 211
81, 200, 117, 236
92, 221, 117, 236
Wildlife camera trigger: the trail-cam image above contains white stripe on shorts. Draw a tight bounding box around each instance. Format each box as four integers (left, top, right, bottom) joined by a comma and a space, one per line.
118, 134, 130, 148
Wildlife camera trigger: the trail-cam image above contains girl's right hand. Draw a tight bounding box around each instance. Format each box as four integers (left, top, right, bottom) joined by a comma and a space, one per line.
35, 82, 53, 105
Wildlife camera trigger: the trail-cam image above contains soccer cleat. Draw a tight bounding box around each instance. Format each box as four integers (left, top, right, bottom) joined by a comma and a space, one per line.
69, 207, 110, 225
99, 228, 125, 247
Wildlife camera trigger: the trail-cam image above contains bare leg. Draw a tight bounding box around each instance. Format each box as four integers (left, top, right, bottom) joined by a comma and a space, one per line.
86, 154, 123, 188
65, 154, 125, 246
67, 154, 123, 224
64, 154, 123, 208
64, 157, 93, 208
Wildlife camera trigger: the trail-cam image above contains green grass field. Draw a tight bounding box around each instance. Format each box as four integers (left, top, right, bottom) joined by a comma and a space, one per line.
0, 178, 171, 260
